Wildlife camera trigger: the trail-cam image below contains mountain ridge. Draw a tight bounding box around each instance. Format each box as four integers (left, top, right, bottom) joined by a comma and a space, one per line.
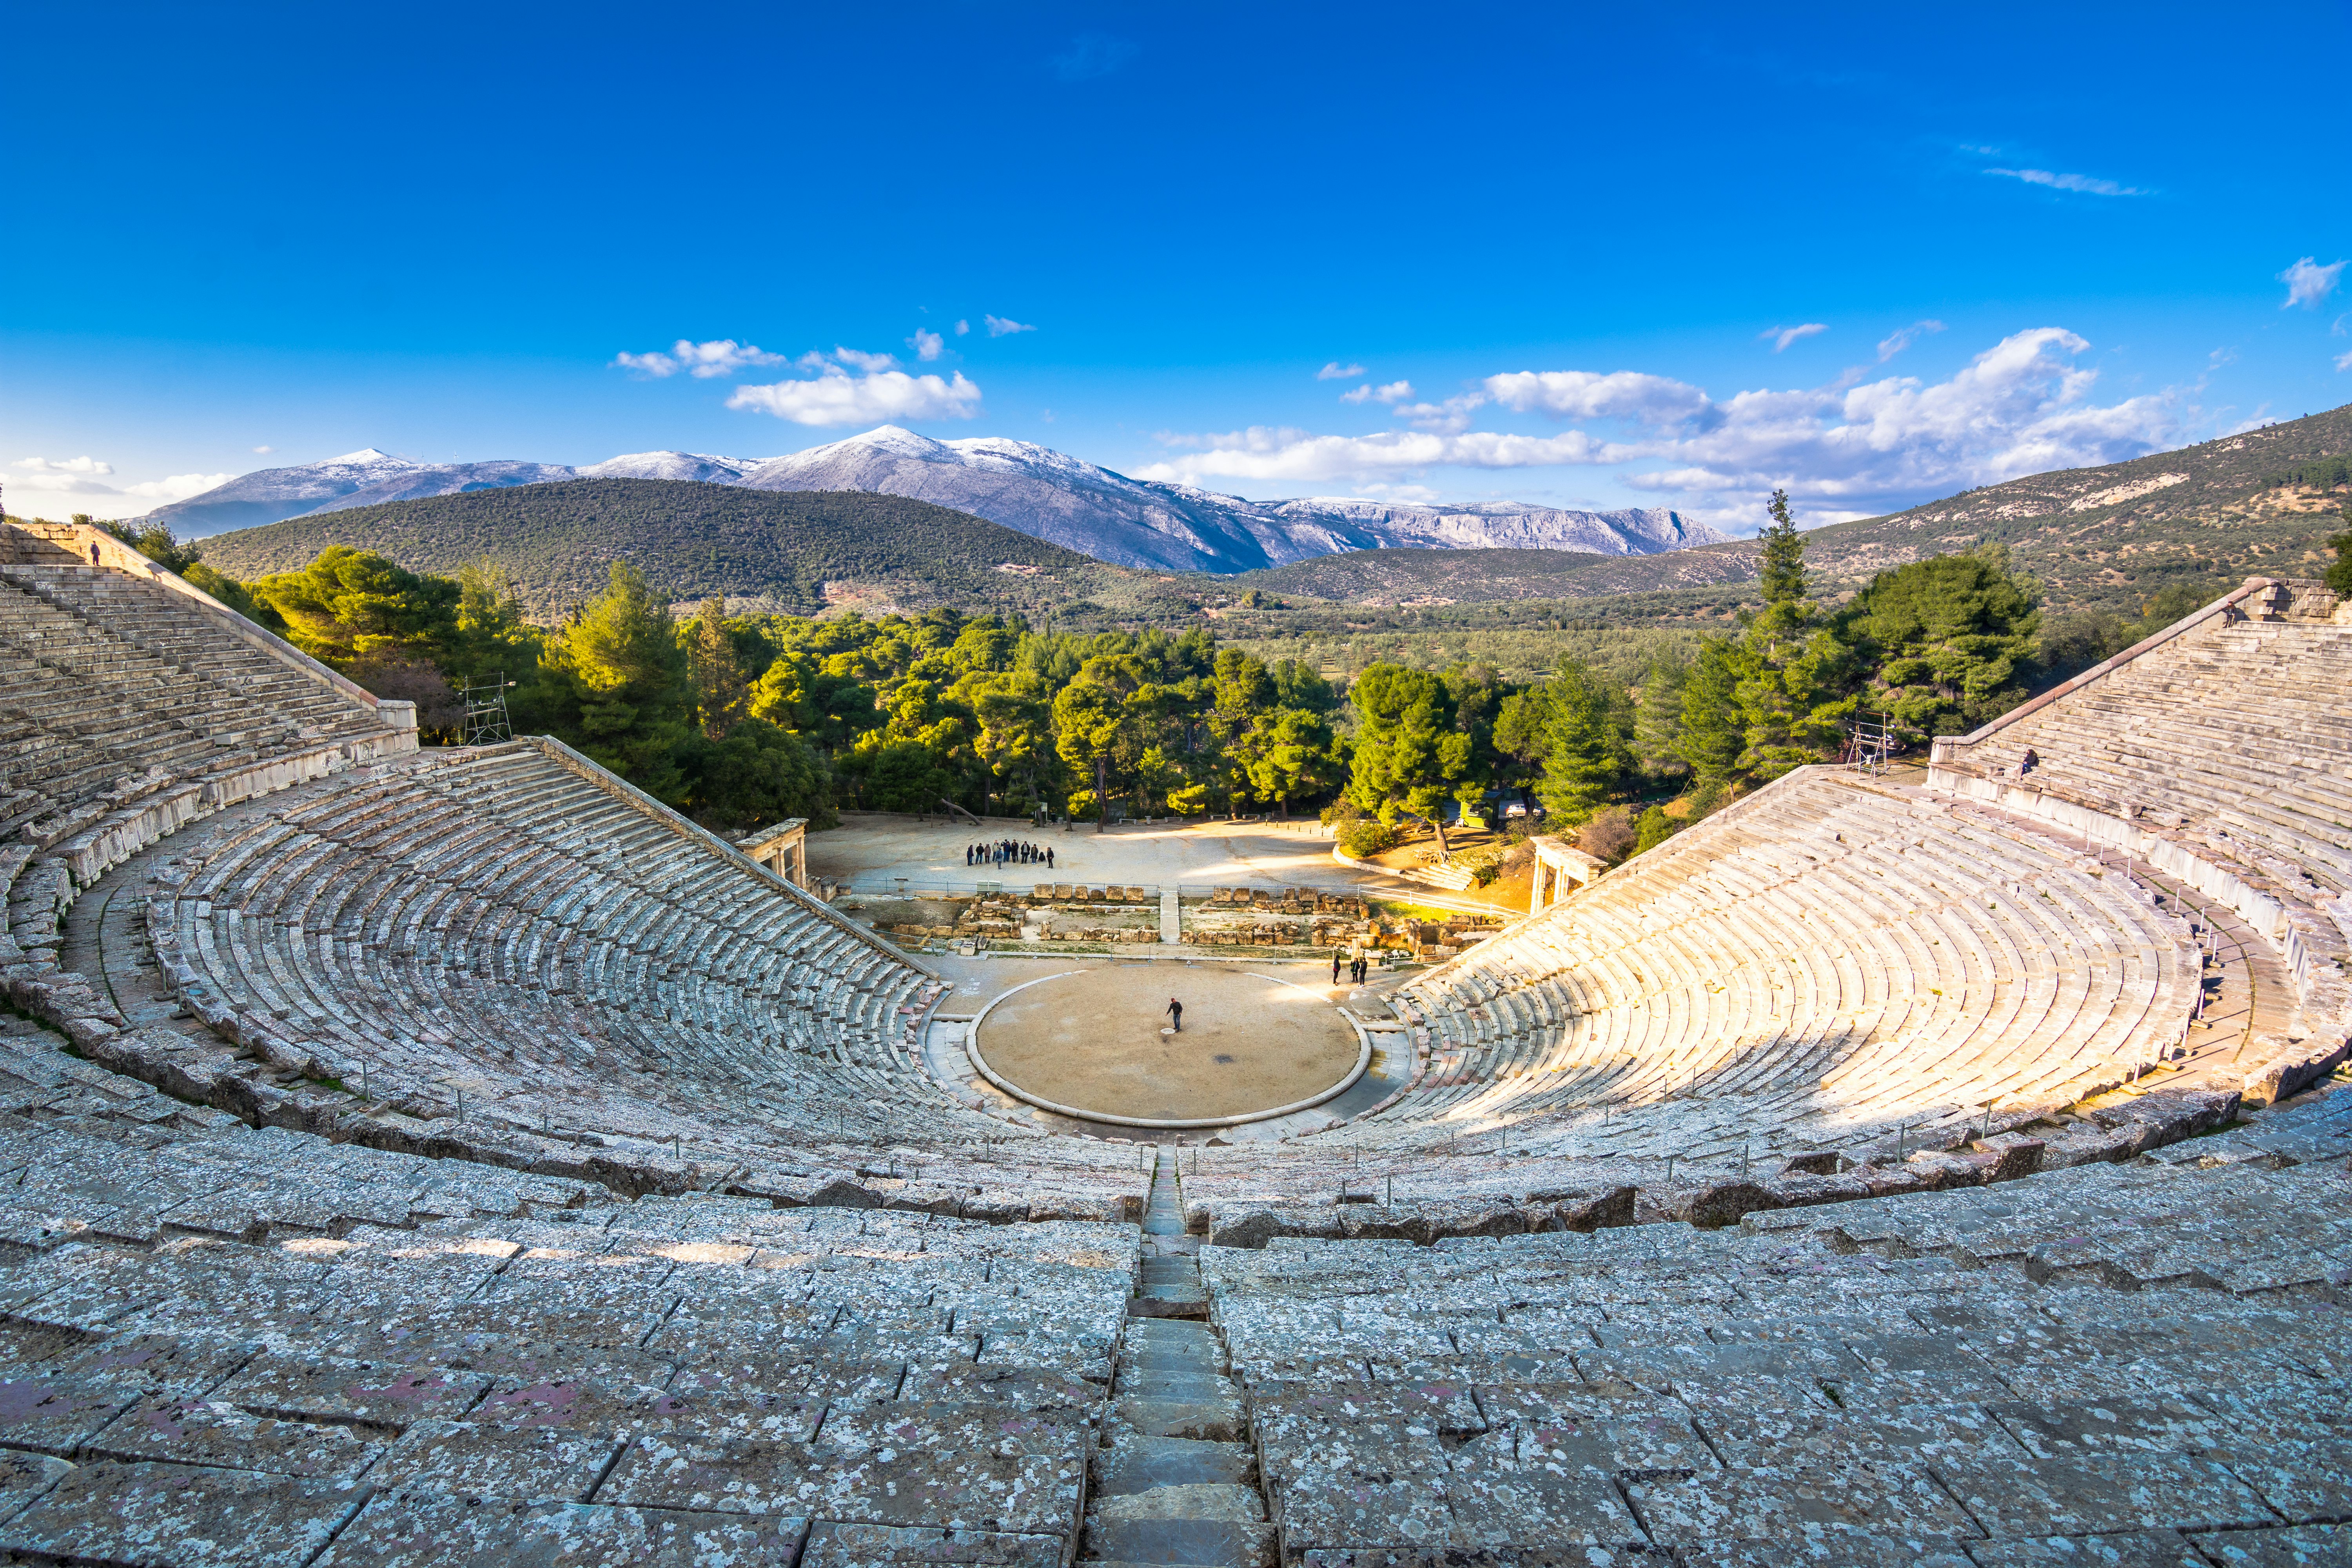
1233, 403, 2352, 613
142, 426, 1724, 573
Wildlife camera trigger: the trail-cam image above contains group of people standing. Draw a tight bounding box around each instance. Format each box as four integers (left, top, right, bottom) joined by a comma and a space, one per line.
967, 839, 1053, 870
1332, 951, 1372, 986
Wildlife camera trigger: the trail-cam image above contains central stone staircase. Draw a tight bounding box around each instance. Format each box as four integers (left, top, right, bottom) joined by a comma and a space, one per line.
1084, 1148, 1274, 1566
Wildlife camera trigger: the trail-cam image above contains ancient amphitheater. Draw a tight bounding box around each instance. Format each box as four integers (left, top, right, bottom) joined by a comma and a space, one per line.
0, 515, 2345, 1567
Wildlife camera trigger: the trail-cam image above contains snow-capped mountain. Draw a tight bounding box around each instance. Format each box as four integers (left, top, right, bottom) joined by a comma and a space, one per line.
153, 431, 1726, 571
577, 451, 768, 484
305, 460, 583, 515
736, 427, 1727, 571
146, 448, 427, 537
153, 449, 770, 536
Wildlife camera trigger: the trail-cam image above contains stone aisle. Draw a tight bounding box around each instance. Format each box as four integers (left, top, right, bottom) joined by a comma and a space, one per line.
1160, 886, 1183, 945
1083, 1147, 1273, 1566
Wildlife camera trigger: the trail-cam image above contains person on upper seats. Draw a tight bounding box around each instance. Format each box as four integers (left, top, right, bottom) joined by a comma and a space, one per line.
2020, 748, 2040, 776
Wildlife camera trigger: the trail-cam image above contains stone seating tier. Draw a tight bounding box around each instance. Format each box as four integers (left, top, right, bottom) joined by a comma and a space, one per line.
119, 740, 1151, 1215
1196, 1152, 2350, 1564
0, 1091, 1141, 1568
0, 1087, 2337, 1565
1929, 582, 2352, 1109
0, 572, 386, 844
1368, 770, 2197, 1165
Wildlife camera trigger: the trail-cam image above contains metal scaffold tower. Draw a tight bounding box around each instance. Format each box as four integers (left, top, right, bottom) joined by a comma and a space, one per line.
1844, 710, 1896, 773
459, 672, 515, 746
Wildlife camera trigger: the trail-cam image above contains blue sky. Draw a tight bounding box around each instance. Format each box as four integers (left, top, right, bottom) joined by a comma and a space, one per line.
6, 1, 2350, 532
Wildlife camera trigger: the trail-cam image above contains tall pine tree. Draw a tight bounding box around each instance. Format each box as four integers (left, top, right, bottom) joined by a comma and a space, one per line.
1757, 487, 1806, 605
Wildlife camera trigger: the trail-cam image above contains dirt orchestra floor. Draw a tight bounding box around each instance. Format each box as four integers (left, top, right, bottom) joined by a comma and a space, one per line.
971, 964, 1361, 1122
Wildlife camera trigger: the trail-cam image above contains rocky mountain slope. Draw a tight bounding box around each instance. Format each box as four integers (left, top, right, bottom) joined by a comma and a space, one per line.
1239, 403, 2352, 612
192, 479, 1131, 619
735, 426, 1723, 572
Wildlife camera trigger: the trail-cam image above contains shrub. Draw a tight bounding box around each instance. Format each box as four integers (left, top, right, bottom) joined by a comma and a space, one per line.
1337, 819, 1400, 858
1576, 805, 1637, 864
1634, 804, 1677, 855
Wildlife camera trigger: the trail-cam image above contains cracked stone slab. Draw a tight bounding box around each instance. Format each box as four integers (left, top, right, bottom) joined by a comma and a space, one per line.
1622, 1457, 1977, 1546
0, 1459, 369, 1567
0, 1448, 74, 1529
314, 1492, 809, 1566
1965, 1530, 2210, 1565
1927, 1453, 2276, 1538
0, 1374, 140, 1457
601, 1426, 1086, 1536
214, 1352, 494, 1429
369, 1419, 623, 1503
83, 1393, 389, 1478
2188, 1524, 2352, 1565
1254, 1380, 1486, 1438
797, 1520, 1065, 1566
1699, 1400, 2019, 1466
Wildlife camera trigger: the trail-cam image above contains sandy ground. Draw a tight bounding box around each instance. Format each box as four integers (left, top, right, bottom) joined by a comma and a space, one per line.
810, 812, 1371, 892
971, 962, 1361, 1122
808, 813, 1503, 912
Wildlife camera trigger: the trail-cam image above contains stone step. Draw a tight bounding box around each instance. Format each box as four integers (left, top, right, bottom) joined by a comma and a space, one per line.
1092, 1437, 1254, 1497
1085, 1513, 1276, 1567
1114, 1367, 1232, 1402
1109, 1394, 1247, 1444
1120, 1342, 1226, 1376
1129, 1288, 1209, 1321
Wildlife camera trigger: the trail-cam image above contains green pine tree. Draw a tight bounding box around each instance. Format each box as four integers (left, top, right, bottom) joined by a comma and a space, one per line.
1757, 487, 1806, 605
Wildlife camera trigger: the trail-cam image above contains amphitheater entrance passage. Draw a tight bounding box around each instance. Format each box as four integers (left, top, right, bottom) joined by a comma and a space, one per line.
967, 965, 1368, 1129
735, 818, 808, 888
1529, 835, 1608, 914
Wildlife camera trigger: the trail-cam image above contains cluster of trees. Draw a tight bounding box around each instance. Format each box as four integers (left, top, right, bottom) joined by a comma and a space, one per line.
1479, 493, 2049, 857
81, 489, 2327, 857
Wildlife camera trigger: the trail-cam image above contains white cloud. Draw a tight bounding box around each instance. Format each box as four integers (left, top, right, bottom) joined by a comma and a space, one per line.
125, 472, 234, 502
727, 348, 982, 427
984, 314, 1036, 338
1485, 369, 1708, 426
1875, 319, 1945, 361
1340, 379, 1414, 405
1355, 482, 1441, 503
8, 456, 229, 519
613, 338, 787, 379
955, 319, 970, 336
16, 455, 114, 479
1986, 167, 2145, 196
1136, 427, 1607, 485
907, 328, 944, 361
252, 444, 275, 454
2336, 349, 2352, 372
1761, 323, 1828, 353
2278, 257, 2345, 310
1316, 361, 1367, 381
1140, 327, 2180, 533
1390, 397, 1485, 434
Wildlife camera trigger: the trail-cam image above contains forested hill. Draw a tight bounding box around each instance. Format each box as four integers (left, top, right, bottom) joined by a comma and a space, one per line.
195, 478, 1137, 620
1234, 401, 2352, 613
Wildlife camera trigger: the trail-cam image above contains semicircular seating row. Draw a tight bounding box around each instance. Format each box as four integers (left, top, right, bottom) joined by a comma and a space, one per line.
1231, 771, 2199, 1192
145, 739, 1148, 1201
1950, 609, 2352, 899
1929, 595, 2352, 1072
0, 563, 390, 841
